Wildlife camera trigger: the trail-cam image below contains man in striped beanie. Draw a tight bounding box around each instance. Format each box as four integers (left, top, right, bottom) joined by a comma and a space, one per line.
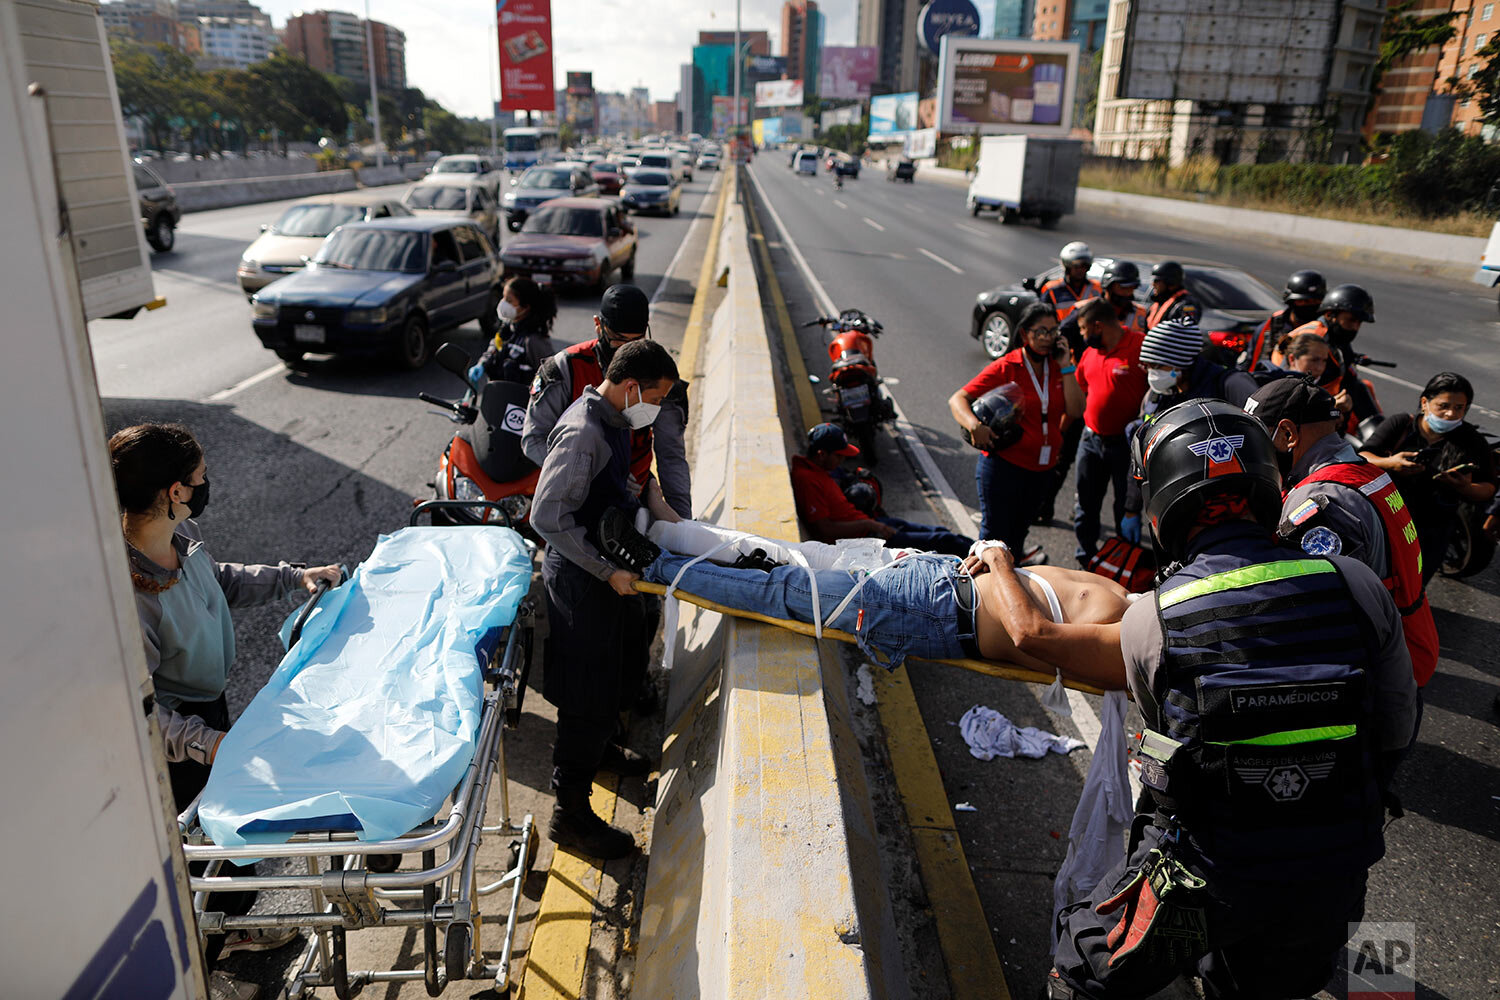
1117, 318, 1267, 542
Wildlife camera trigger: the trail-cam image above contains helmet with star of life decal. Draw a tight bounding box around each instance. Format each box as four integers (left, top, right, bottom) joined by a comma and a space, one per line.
1135, 399, 1284, 561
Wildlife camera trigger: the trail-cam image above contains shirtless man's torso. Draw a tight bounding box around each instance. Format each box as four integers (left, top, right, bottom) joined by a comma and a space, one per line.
972, 566, 1133, 671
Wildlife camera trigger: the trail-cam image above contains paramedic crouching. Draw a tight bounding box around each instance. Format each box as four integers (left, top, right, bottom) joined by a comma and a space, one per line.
975, 401, 1417, 999
109, 422, 342, 965
530, 340, 682, 860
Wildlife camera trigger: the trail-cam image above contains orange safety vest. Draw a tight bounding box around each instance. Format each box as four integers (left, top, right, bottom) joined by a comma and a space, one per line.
561, 340, 656, 493
1039, 277, 1100, 321
1145, 288, 1188, 329
1298, 462, 1439, 686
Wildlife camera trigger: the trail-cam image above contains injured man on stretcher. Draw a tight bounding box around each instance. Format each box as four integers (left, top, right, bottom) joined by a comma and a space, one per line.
596, 507, 1135, 691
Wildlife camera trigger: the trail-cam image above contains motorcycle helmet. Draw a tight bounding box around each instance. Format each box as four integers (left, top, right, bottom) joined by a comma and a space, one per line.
1059, 241, 1092, 267
843, 481, 879, 515
1283, 269, 1327, 304
1151, 260, 1185, 287
1101, 260, 1140, 292
1137, 399, 1283, 562
1318, 283, 1375, 323
968, 383, 1026, 451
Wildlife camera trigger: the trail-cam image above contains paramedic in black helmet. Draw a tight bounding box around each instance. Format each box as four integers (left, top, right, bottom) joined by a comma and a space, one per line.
1243, 268, 1326, 369
973, 398, 1416, 1000
1278, 283, 1383, 434
1145, 260, 1201, 329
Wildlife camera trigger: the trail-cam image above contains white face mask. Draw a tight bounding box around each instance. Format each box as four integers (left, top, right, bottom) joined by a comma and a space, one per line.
498, 299, 518, 323
1147, 367, 1181, 394
622, 383, 660, 430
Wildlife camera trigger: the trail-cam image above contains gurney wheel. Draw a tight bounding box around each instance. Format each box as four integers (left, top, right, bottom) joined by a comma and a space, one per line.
445, 922, 471, 982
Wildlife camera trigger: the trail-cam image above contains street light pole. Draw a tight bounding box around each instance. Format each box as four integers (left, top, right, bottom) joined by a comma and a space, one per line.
733, 0, 741, 139
489, 20, 499, 158
365, 0, 384, 167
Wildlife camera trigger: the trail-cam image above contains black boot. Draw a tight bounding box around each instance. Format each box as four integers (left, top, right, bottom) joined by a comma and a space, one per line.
598, 507, 661, 574
548, 785, 636, 860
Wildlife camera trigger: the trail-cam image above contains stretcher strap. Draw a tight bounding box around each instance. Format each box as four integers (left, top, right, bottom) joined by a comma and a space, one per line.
662, 536, 744, 672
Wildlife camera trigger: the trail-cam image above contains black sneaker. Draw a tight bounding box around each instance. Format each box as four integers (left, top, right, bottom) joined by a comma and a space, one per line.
730, 547, 783, 571
598, 506, 660, 574
600, 742, 655, 777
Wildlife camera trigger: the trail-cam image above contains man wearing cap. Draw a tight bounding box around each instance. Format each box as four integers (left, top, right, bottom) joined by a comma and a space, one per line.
1070, 297, 1150, 564
792, 423, 974, 557
524, 283, 692, 518
1245, 377, 1439, 692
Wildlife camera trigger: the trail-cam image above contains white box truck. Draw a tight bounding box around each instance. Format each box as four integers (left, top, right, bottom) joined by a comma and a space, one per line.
965, 134, 1083, 230
1, 1, 203, 995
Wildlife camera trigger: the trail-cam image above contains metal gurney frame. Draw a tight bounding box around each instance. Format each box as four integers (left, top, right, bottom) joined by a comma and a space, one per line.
175, 500, 539, 998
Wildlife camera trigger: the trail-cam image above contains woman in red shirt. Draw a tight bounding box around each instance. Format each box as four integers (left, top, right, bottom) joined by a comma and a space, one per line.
949, 303, 1083, 562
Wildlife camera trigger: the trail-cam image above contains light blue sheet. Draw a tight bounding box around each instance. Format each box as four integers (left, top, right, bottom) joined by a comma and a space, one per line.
197, 526, 533, 848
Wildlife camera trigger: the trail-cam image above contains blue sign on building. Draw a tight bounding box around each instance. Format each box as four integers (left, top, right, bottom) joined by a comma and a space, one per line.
919, 0, 981, 57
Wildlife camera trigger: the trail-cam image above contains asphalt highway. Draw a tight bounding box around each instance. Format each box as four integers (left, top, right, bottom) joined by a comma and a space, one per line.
747, 157, 1499, 999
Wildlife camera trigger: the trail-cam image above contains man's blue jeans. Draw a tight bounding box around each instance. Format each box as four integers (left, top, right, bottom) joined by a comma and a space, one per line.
878, 515, 973, 558
976, 453, 1054, 552
1073, 428, 1131, 563
643, 551, 975, 670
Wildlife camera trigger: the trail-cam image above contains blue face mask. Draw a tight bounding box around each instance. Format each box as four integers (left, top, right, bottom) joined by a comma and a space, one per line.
1425, 413, 1461, 434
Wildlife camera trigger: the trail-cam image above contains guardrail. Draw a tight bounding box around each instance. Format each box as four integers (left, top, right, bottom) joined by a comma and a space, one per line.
172, 169, 356, 213
633, 167, 899, 999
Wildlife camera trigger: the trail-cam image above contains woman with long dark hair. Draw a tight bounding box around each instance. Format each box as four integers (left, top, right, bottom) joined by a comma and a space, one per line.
472, 275, 560, 384
110, 422, 340, 962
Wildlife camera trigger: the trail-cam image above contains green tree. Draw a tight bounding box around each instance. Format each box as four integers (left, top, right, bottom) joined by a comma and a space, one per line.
245, 52, 347, 149
1374, 0, 1460, 93
109, 36, 201, 151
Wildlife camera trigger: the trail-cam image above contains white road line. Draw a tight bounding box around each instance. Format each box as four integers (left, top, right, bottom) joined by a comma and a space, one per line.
863, 217, 886, 232
203, 362, 283, 403
917, 247, 964, 274
834, 198, 849, 209
747, 165, 1111, 765
954, 222, 985, 236
814, 187, 826, 197
649, 171, 721, 310
1363, 365, 1500, 421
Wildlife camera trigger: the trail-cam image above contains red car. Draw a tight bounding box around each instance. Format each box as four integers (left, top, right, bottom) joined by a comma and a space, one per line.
499, 197, 637, 293
589, 160, 623, 195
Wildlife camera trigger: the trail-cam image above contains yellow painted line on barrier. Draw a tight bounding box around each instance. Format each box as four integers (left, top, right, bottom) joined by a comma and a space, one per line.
872, 665, 1010, 1000
515, 774, 621, 1000
743, 181, 824, 434
676, 168, 735, 392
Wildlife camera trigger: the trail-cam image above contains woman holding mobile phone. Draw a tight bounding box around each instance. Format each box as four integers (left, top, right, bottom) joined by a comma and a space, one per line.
948, 302, 1084, 562
1361, 372, 1496, 581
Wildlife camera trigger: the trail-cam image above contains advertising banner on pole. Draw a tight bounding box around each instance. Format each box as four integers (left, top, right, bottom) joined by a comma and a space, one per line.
754, 79, 804, 108
869, 91, 919, 136
818, 46, 879, 100
936, 36, 1079, 135
497, 0, 555, 112
711, 96, 750, 137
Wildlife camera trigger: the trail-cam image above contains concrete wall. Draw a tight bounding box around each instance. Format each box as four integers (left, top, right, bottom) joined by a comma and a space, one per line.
353, 164, 407, 187
172, 170, 356, 213
634, 170, 902, 999
146, 157, 316, 183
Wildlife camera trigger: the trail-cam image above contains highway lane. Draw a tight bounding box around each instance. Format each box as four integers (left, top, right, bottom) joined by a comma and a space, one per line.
748, 158, 1500, 998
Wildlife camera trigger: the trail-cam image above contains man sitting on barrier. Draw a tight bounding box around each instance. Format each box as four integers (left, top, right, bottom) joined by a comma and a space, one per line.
595, 508, 1135, 687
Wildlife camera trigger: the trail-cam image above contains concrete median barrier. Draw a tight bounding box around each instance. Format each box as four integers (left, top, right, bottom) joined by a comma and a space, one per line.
634, 168, 901, 999
353, 164, 406, 187
172, 170, 356, 213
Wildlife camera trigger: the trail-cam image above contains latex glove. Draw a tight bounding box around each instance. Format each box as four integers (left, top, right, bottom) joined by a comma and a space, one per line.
1120, 514, 1141, 544
468, 362, 486, 385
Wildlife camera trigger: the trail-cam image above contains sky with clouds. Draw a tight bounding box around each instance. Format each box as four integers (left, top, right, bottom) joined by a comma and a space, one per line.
258, 1, 858, 119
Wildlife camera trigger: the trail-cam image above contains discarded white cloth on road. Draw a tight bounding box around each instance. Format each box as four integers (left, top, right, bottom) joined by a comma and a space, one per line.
958, 704, 1084, 760
1051, 689, 1133, 947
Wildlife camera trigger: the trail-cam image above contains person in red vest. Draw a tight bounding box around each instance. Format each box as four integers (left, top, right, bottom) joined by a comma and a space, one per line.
1244, 377, 1438, 694
1272, 283, 1381, 435
1038, 241, 1101, 321
1145, 260, 1201, 330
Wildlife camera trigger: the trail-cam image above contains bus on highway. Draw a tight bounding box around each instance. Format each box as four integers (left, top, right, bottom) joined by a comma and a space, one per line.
503, 126, 559, 170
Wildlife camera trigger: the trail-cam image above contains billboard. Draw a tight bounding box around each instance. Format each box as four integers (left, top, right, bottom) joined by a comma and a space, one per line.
820, 104, 862, 130
497, 0, 555, 112
746, 54, 787, 78
1120, 0, 1340, 105
918, 0, 981, 56
935, 37, 1079, 135
755, 79, 804, 107
711, 95, 750, 137
818, 46, 879, 100
905, 128, 938, 158
753, 116, 783, 145
870, 91, 919, 136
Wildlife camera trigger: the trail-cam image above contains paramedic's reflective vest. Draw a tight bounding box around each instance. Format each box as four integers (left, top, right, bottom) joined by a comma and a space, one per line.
561, 340, 655, 494
1298, 462, 1439, 687
1247, 306, 1312, 369
1117, 299, 1150, 334
1039, 277, 1100, 321
1145, 288, 1200, 329
1150, 523, 1385, 878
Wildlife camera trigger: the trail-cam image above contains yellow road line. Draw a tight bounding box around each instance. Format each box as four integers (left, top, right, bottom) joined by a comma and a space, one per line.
676, 168, 735, 391
515, 775, 621, 1000
743, 182, 824, 433
873, 663, 1011, 999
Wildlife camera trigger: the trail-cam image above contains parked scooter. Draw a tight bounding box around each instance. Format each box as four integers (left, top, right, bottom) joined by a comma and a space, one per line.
804, 309, 895, 463
418, 342, 540, 527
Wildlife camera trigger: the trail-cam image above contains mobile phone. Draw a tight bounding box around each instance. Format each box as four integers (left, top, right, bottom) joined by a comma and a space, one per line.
1436, 462, 1476, 478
